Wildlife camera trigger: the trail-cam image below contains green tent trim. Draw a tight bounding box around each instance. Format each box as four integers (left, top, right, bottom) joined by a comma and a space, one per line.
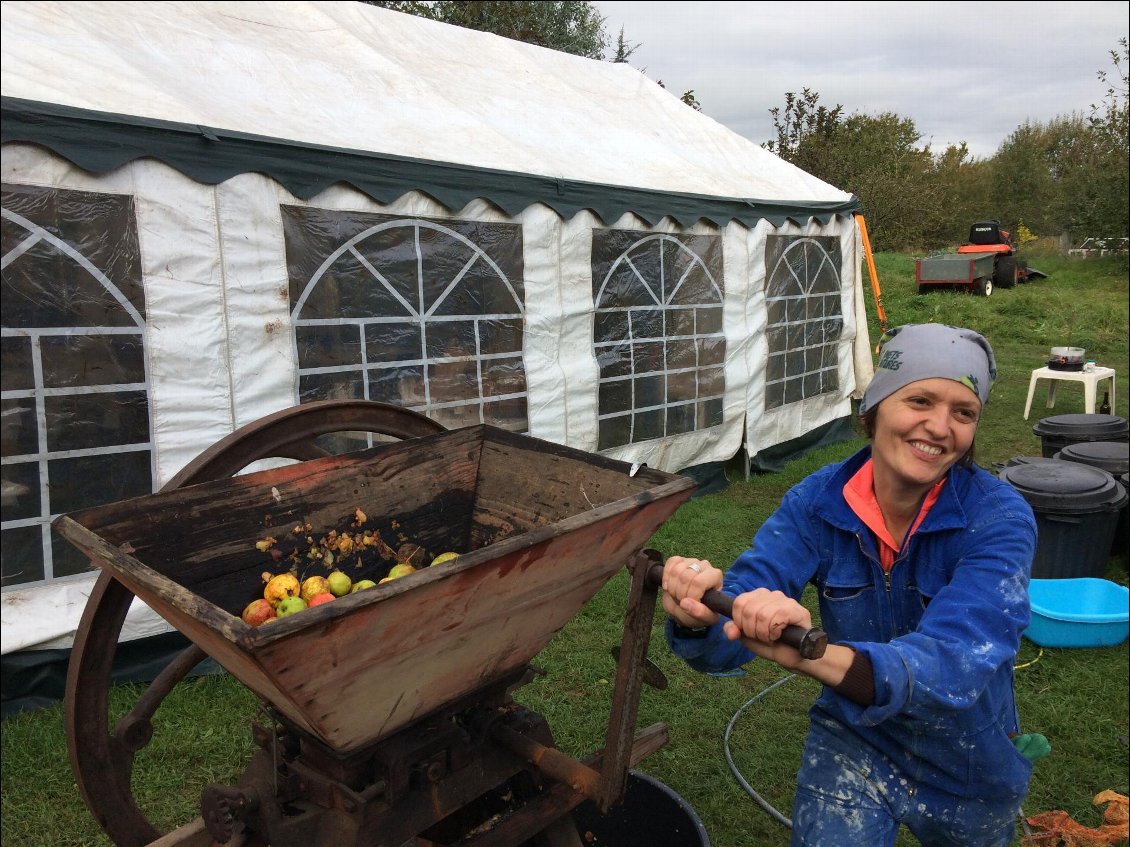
3, 97, 862, 229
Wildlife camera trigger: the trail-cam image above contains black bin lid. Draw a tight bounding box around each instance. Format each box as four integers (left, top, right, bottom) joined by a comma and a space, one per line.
1032, 413, 1128, 438
1001, 456, 1061, 468
998, 462, 1128, 513
1055, 441, 1130, 475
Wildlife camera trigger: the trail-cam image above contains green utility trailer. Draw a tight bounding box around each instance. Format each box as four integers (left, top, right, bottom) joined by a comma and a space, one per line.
915, 251, 1001, 296
915, 220, 1047, 297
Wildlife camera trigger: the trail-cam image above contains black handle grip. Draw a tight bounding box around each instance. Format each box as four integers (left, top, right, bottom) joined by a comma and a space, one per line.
646, 562, 828, 660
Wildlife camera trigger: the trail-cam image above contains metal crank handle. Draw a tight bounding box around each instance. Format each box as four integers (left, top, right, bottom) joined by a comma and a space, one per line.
645, 562, 829, 660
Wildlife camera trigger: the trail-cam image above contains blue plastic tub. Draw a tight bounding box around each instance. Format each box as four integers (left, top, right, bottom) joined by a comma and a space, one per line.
1026, 578, 1129, 648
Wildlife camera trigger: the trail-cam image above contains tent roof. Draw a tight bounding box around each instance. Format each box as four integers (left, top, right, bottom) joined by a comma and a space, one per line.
0, 0, 860, 226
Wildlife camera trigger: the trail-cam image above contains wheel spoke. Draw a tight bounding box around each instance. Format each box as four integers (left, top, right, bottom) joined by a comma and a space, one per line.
113, 644, 209, 753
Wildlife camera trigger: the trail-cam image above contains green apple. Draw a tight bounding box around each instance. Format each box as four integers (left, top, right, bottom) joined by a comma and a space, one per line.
276, 596, 308, 617
351, 579, 377, 593
326, 570, 352, 597
430, 551, 459, 567
387, 564, 416, 580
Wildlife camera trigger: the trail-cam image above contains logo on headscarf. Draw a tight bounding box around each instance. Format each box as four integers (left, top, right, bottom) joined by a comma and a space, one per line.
877, 349, 903, 371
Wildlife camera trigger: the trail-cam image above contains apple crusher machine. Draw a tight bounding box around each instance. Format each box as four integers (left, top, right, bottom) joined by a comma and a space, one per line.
56, 401, 826, 847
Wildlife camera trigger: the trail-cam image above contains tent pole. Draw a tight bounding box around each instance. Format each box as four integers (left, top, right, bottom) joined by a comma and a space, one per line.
853, 213, 888, 347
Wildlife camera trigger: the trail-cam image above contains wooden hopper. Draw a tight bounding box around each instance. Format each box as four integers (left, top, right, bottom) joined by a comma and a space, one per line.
54, 425, 695, 754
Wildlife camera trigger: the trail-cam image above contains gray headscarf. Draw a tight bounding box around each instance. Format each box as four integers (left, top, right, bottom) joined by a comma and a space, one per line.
859, 323, 997, 416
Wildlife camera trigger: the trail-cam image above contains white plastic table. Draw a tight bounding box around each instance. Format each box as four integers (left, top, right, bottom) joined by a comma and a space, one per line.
1023, 365, 1117, 420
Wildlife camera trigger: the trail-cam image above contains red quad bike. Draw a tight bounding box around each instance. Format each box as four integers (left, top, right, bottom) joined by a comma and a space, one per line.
915, 220, 1048, 296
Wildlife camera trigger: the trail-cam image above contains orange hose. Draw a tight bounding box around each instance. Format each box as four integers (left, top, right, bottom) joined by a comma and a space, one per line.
853, 213, 888, 343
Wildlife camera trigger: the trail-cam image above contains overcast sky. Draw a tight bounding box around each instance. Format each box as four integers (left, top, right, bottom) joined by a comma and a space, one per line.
593, 1, 1128, 159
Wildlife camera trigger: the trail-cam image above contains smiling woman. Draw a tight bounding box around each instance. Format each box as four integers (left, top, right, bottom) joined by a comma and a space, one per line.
859, 323, 996, 478
659, 322, 1041, 847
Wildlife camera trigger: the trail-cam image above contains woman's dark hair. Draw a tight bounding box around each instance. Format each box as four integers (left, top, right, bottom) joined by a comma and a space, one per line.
858, 407, 977, 468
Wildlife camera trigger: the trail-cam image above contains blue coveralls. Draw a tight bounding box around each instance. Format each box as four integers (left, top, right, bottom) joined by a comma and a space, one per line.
666, 446, 1038, 847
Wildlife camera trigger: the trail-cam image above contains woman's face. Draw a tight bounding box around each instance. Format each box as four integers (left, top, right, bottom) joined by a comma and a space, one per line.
871, 378, 981, 490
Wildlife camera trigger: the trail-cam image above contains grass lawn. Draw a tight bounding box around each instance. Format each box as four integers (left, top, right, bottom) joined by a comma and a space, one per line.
2, 252, 1127, 847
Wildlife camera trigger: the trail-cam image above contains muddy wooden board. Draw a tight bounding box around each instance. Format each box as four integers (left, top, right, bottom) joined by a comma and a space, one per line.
55, 425, 695, 753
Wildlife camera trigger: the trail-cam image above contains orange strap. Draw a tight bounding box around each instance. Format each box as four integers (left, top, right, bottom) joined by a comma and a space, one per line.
956, 243, 1012, 255
853, 213, 888, 345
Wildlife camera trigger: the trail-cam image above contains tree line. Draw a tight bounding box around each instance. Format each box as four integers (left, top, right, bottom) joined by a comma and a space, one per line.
366, 2, 1127, 252
764, 40, 1128, 252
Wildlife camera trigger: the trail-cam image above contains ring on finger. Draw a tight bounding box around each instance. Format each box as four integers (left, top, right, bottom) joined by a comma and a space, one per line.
687, 561, 702, 574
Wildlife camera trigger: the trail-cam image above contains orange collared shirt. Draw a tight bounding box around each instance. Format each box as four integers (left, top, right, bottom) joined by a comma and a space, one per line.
843, 459, 946, 572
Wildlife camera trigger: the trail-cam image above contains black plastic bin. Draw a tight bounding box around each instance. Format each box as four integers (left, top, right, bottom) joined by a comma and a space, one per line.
1122, 472, 1130, 557
998, 462, 1127, 578
572, 770, 711, 847
1054, 441, 1130, 476
1054, 442, 1130, 555
995, 456, 1061, 474
1032, 413, 1129, 458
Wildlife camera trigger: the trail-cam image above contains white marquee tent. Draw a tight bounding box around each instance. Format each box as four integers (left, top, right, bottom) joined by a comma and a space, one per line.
0, 0, 873, 694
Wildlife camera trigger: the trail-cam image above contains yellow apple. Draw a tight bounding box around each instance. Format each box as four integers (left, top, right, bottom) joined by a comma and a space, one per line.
300, 575, 329, 603
263, 573, 300, 608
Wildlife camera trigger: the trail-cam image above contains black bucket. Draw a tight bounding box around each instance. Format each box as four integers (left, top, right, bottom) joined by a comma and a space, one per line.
1054, 441, 1130, 476
572, 771, 711, 847
998, 462, 1128, 578
1053, 444, 1125, 478
1032, 413, 1129, 458
1121, 472, 1130, 557
1054, 442, 1130, 556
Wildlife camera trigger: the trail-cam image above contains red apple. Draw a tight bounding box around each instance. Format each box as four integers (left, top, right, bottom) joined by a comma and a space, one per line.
308, 592, 335, 607
241, 598, 276, 626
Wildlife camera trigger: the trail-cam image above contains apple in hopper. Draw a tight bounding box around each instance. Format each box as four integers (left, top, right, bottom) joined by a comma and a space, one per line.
276, 596, 307, 617
351, 579, 377, 593
300, 575, 329, 603
241, 598, 276, 627
263, 573, 300, 608
308, 592, 335, 608
326, 570, 352, 597
430, 552, 459, 567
